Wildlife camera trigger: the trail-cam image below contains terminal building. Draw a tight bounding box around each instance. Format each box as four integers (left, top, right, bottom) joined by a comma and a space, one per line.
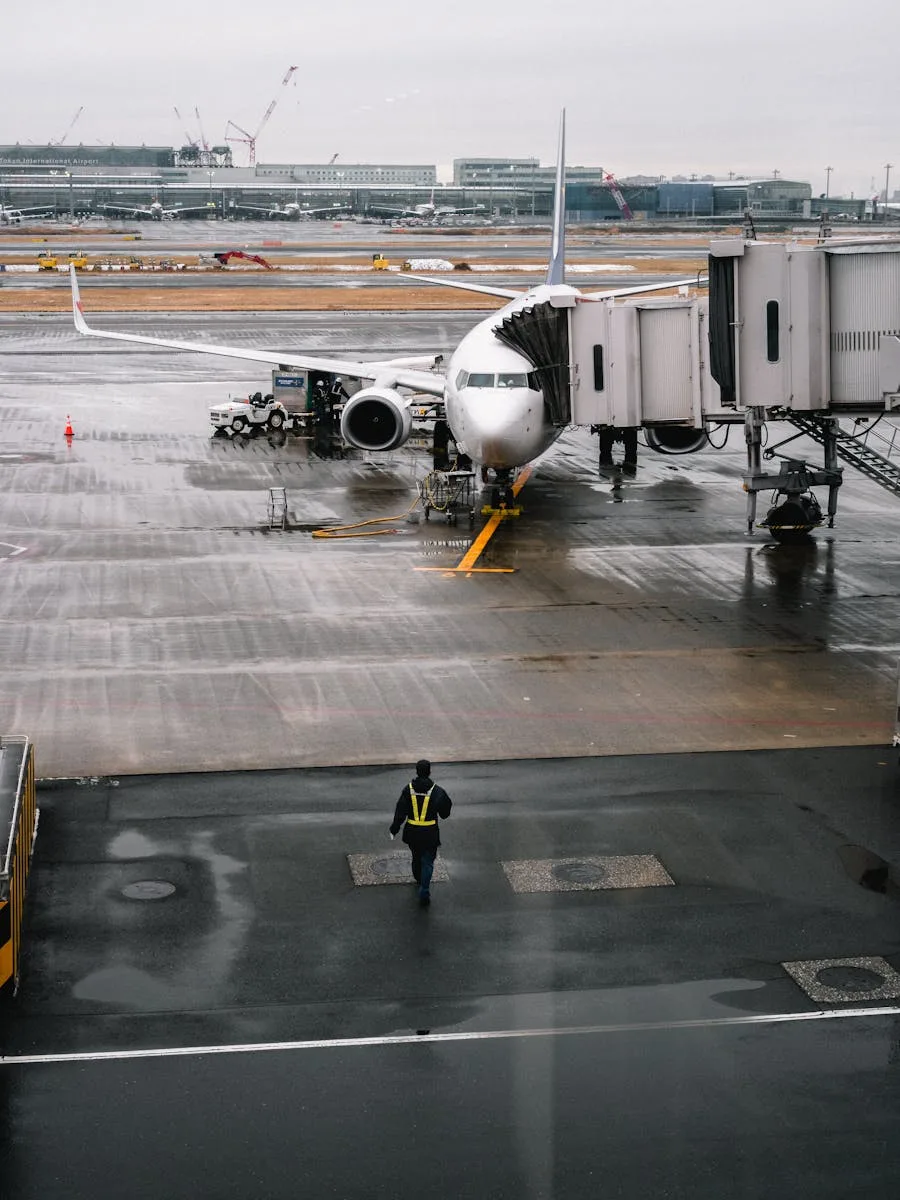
0, 143, 825, 224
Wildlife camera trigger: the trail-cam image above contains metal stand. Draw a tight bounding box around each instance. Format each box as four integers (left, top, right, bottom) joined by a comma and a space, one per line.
420, 470, 476, 526
267, 487, 288, 530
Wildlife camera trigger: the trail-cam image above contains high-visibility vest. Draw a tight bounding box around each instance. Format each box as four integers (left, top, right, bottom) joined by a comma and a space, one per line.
407, 782, 437, 826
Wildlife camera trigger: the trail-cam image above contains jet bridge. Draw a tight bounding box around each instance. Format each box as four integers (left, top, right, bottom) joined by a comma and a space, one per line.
707, 237, 900, 533
560, 238, 900, 534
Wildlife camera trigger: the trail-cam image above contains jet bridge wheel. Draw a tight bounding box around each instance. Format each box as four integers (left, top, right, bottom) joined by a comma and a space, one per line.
764, 495, 823, 542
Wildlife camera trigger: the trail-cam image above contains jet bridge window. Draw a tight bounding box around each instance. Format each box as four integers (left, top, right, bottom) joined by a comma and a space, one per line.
766, 300, 780, 363
592, 345, 604, 391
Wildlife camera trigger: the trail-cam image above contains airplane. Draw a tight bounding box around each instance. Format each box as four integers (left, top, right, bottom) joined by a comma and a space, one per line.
0, 204, 55, 225
366, 188, 485, 223
69, 113, 703, 506
98, 199, 214, 221
234, 201, 350, 221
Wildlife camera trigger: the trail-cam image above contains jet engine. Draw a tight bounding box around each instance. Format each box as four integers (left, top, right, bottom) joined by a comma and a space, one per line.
339, 387, 413, 452
644, 427, 709, 455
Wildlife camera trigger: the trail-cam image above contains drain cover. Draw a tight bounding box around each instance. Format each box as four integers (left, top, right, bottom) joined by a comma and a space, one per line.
371, 857, 408, 879
552, 861, 608, 885
782, 956, 900, 1003
121, 880, 176, 901
815, 965, 885, 992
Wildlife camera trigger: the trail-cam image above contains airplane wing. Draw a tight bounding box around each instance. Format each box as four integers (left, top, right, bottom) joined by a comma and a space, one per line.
99, 204, 146, 217
403, 273, 707, 303
234, 204, 285, 217
403, 274, 525, 300
69, 266, 445, 396
300, 205, 350, 216
162, 205, 216, 216
583, 276, 708, 300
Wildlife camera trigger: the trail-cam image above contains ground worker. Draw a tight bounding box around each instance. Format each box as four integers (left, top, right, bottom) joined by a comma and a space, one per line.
389, 759, 452, 907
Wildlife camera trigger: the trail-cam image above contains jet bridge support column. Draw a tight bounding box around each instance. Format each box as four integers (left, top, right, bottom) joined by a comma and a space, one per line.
743, 407, 765, 533
823, 418, 841, 528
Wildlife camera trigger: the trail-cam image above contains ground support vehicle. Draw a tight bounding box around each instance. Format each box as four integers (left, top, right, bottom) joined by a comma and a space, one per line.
210, 393, 292, 434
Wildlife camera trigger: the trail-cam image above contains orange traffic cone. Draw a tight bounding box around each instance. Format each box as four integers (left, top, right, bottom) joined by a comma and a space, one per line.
64, 415, 73, 438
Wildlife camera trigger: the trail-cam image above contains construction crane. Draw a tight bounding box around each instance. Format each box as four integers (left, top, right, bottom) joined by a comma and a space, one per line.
602, 171, 634, 220
173, 106, 198, 149
194, 107, 209, 153
52, 106, 84, 147
328, 153, 339, 165
226, 65, 297, 167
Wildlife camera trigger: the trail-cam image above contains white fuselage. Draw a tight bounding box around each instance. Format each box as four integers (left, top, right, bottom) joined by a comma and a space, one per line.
443, 283, 578, 471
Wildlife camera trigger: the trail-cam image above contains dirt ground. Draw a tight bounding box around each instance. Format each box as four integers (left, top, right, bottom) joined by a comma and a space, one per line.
0, 285, 505, 313
0, 278, 709, 313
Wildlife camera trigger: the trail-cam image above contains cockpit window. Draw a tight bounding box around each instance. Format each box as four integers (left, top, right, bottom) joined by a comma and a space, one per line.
497, 373, 529, 388
465, 373, 495, 388
455, 369, 468, 389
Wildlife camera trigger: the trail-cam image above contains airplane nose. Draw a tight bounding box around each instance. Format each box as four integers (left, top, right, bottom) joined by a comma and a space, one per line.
464, 390, 542, 467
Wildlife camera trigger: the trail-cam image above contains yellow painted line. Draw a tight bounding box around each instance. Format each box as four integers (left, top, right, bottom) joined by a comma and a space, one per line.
414, 566, 515, 574
453, 465, 533, 573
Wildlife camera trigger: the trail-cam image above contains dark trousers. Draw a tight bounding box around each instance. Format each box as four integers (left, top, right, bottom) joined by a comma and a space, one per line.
410, 846, 436, 894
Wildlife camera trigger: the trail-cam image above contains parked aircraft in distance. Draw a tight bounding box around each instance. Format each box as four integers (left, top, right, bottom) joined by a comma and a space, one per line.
98, 199, 215, 221
70, 113, 702, 505
234, 201, 349, 220
0, 204, 55, 224
367, 188, 485, 223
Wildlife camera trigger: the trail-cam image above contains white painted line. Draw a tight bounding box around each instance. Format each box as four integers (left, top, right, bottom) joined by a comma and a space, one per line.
3, 1005, 900, 1068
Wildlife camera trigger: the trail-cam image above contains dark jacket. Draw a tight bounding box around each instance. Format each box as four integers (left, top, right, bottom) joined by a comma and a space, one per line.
390, 775, 452, 849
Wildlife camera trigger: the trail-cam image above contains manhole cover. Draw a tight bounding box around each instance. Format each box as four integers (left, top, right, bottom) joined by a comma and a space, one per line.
371, 857, 408, 878
815, 965, 885, 992
552, 861, 608, 885
121, 880, 176, 901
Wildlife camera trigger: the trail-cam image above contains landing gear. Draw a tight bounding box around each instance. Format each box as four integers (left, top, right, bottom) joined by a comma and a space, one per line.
481, 468, 520, 516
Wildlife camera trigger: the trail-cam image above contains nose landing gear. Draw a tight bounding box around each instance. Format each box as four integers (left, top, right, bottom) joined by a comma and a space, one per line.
480, 468, 521, 517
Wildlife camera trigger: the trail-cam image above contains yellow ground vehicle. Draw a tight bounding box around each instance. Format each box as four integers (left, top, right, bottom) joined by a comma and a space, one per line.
372, 253, 389, 271
67, 251, 88, 269
37, 252, 58, 271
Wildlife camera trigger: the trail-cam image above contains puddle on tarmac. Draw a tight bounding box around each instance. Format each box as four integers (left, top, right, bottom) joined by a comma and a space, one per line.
837, 844, 896, 895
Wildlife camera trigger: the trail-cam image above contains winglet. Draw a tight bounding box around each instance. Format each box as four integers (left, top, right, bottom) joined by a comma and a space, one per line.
70, 264, 90, 334
545, 110, 566, 286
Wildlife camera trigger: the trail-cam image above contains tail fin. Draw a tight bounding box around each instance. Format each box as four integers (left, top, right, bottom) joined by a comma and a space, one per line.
545, 110, 566, 286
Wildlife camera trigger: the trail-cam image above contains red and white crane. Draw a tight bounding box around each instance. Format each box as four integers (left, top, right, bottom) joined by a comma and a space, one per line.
226, 66, 297, 167
603, 171, 633, 220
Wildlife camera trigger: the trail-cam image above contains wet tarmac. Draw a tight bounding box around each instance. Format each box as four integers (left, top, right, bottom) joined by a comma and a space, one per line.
1, 310, 899, 777
3, 749, 900, 1198
2, 307, 900, 1197
2, 269, 665, 292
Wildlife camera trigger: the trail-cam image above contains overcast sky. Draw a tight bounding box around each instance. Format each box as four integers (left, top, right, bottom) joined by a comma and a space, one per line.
4, 0, 898, 197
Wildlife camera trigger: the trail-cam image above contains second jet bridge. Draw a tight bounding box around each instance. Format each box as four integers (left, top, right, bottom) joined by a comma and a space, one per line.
558, 238, 900, 433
